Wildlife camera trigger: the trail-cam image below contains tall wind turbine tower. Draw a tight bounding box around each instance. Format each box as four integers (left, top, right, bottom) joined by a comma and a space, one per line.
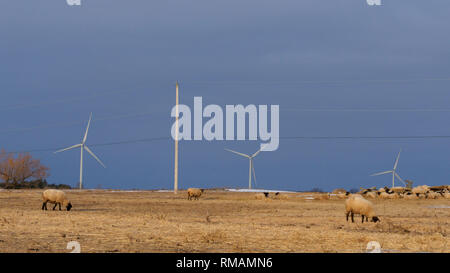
55, 113, 106, 189
225, 147, 263, 189
174, 81, 179, 194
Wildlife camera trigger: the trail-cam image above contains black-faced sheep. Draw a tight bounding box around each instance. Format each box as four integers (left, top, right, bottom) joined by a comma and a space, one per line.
345, 195, 380, 223
42, 189, 72, 211
187, 188, 204, 200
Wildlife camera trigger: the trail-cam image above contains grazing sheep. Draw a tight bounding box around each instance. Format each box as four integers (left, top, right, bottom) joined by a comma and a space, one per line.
379, 192, 390, 199
345, 195, 380, 223
417, 193, 427, 199
427, 191, 440, 199
365, 192, 377, 199
273, 192, 290, 200
443, 192, 450, 199
412, 185, 430, 195
255, 192, 270, 200
403, 193, 418, 200
187, 188, 204, 200
42, 189, 72, 211
388, 192, 399, 199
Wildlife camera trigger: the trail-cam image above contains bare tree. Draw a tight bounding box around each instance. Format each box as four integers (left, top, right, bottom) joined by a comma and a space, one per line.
0, 149, 49, 187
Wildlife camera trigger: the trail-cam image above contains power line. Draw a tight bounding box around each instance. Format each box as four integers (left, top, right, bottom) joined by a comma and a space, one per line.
6, 134, 450, 154
281, 135, 450, 140
7, 136, 171, 154
183, 77, 450, 85
0, 89, 144, 112
283, 108, 450, 112
0, 110, 163, 134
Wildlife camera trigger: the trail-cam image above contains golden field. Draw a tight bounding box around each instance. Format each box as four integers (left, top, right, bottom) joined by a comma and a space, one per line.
0, 189, 448, 253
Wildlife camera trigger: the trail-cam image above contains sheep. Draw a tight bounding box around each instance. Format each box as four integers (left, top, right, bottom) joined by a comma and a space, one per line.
42, 189, 72, 211
314, 193, 330, 200
417, 193, 427, 199
388, 192, 399, 199
337, 192, 350, 199
379, 192, 390, 199
412, 185, 430, 195
364, 192, 377, 199
255, 192, 269, 200
273, 192, 290, 200
403, 193, 418, 200
427, 191, 440, 199
345, 195, 380, 223
443, 192, 450, 199
187, 188, 204, 200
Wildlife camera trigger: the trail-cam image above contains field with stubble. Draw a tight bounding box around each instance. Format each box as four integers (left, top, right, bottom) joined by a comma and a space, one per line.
0, 189, 448, 253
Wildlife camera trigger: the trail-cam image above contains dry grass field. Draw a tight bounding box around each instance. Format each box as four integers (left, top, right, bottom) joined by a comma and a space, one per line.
0, 189, 448, 253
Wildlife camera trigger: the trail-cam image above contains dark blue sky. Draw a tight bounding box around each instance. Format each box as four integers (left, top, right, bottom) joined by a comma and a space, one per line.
1, 0, 450, 191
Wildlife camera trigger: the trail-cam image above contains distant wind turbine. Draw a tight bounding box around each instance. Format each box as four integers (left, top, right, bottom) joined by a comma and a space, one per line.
370, 150, 405, 188
55, 113, 106, 189
225, 147, 264, 189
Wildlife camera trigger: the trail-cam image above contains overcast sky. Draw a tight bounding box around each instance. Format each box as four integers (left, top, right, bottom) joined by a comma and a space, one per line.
1, 0, 450, 191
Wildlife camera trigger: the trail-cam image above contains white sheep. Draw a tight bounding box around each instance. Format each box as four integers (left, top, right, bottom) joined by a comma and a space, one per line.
345, 195, 380, 223
365, 192, 377, 199
427, 191, 441, 199
255, 192, 270, 200
403, 193, 418, 200
42, 189, 72, 211
187, 188, 204, 200
412, 185, 430, 195
379, 192, 390, 199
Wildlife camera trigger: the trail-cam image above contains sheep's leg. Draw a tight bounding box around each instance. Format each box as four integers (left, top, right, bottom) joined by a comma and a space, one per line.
346, 212, 349, 222
361, 215, 364, 223
52, 203, 57, 210
58, 203, 62, 211
351, 212, 354, 223
42, 202, 47, 210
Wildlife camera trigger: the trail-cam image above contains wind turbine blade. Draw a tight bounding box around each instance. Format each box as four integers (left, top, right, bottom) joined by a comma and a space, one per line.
83, 113, 92, 144
84, 146, 106, 168
251, 148, 262, 158
370, 170, 393, 176
54, 144, 82, 153
394, 172, 406, 186
393, 150, 401, 170
224, 148, 250, 158
251, 160, 257, 187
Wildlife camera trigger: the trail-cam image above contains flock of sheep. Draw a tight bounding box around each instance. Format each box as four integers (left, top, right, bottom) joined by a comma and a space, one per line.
329, 185, 450, 200
40, 185, 449, 225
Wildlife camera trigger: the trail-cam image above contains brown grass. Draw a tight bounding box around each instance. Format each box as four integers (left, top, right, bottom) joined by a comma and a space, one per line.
0, 189, 448, 253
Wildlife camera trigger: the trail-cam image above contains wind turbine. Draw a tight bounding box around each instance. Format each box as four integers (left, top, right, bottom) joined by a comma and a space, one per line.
370, 150, 405, 188
55, 113, 106, 189
225, 147, 263, 189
